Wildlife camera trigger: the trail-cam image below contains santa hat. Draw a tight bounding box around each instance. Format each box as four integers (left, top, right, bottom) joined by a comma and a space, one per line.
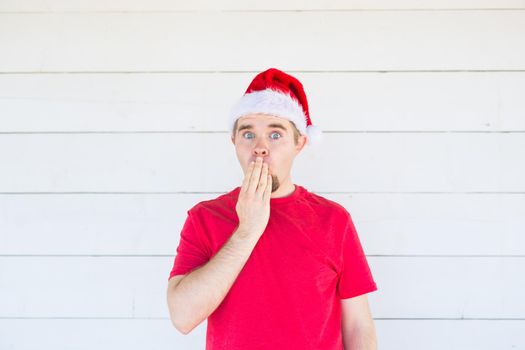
228, 68, 323, 146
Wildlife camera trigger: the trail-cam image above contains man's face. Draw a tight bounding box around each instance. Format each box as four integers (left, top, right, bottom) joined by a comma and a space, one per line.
231, 113, 307, 193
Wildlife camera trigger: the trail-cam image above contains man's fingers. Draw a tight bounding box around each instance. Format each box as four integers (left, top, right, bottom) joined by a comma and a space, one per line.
240, 161, 255, 193
263, 172, 272, 202
256, 162, 268, 194
248, 158, 263, 193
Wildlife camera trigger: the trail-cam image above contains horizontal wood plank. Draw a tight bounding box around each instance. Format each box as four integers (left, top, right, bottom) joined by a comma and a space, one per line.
0, 318, 206, 350
0, 133, 523, 192
1, 12, 524, 71
0, 256, 524, 318
2, 0, 525, 12
1, 72, 524, 132
1, 319, 524, 350
0, 193, 523, 255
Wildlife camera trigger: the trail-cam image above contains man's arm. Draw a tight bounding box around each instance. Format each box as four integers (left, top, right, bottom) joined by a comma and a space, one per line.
341, 294, 377, 350
167, 226, 259, 334
167, 156, 272, 335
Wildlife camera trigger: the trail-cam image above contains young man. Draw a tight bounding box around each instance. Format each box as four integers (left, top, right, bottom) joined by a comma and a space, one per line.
167, 68, 378, 349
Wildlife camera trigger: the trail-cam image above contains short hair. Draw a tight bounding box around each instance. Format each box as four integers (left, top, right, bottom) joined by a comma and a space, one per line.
232, 118, 301, 145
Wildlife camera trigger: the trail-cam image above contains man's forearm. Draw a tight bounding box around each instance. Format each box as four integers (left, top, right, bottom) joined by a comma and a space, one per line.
343, 324, 378, 350
168, 226, 259, 334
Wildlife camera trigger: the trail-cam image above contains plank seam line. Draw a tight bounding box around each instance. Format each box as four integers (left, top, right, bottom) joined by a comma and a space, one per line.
0, 130, 524, 135
0, 191, 523, 195
1, 70, 525, 74
0, 316, 523, 320
1, 254, 524, 258
1, 8, 525, 14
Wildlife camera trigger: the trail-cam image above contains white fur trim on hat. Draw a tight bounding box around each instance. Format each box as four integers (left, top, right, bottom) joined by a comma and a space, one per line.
228, 88, 308, 135
305, 124, 323, 146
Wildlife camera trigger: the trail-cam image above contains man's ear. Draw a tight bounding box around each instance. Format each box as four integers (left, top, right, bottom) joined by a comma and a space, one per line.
231, 135, 235, 144
295, 135, 307, 153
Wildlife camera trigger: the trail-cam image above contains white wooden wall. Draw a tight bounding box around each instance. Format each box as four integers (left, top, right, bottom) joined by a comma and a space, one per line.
1, 1, 524, 349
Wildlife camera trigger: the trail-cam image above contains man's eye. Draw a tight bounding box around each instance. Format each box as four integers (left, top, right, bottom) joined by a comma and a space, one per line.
242, 132, 281, 140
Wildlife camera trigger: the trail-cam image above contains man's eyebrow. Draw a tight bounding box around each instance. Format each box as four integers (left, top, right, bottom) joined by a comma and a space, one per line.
237, 124, 253, 133
237, 123, 288, 133
268, 123, 288, 131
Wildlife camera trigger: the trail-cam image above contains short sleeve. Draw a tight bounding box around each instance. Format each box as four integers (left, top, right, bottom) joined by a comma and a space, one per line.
336, 211, 378, 299
168, 209, 211, 281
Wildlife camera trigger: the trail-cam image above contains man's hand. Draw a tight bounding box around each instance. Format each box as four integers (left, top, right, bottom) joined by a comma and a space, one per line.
167, 156, 273, 334
235, 156, 272, 239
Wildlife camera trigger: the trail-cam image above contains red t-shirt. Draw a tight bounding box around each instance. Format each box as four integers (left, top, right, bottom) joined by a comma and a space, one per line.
168, 184, 378, 349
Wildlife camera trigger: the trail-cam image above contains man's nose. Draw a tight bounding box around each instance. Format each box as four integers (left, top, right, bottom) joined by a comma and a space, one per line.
253, 139, 269, 157
253, 147, 269, 156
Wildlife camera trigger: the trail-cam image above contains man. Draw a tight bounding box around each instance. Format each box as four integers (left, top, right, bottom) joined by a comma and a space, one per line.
167, 68, 378, 349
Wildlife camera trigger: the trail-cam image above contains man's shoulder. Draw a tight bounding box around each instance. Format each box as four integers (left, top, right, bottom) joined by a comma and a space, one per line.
187, 187, 239, 216
301, 187, 350, 219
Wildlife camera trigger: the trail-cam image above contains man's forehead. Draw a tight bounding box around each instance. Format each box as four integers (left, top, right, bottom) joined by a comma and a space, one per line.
237, 115, 291, 129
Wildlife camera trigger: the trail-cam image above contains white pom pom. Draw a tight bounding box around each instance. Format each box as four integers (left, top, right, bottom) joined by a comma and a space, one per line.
306, 124, 323, 146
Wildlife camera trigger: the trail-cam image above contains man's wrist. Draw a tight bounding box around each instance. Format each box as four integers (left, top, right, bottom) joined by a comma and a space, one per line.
233, 225, 259, 241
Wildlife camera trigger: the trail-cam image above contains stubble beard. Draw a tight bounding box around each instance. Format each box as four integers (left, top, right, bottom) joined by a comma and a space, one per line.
271, 174, 279, 192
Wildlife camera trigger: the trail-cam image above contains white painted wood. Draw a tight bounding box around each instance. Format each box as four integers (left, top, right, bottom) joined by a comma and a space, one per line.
0, 319, 523, 350
0, 256, 524, 318
0, 193, 524, 255
0, 318, 207, 350
375, 320, 525, 350
1, 12, 524, 72
0, 3, 524, 349
1, 72, 524, 132
0, 133, 523, 192
1, 0, 524, 12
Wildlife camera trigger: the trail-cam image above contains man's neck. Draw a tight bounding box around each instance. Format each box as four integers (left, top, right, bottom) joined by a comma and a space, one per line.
270, 180, 296, 199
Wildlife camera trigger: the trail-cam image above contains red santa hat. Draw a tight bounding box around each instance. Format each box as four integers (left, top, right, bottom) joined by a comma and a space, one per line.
228, 68, 323, 146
